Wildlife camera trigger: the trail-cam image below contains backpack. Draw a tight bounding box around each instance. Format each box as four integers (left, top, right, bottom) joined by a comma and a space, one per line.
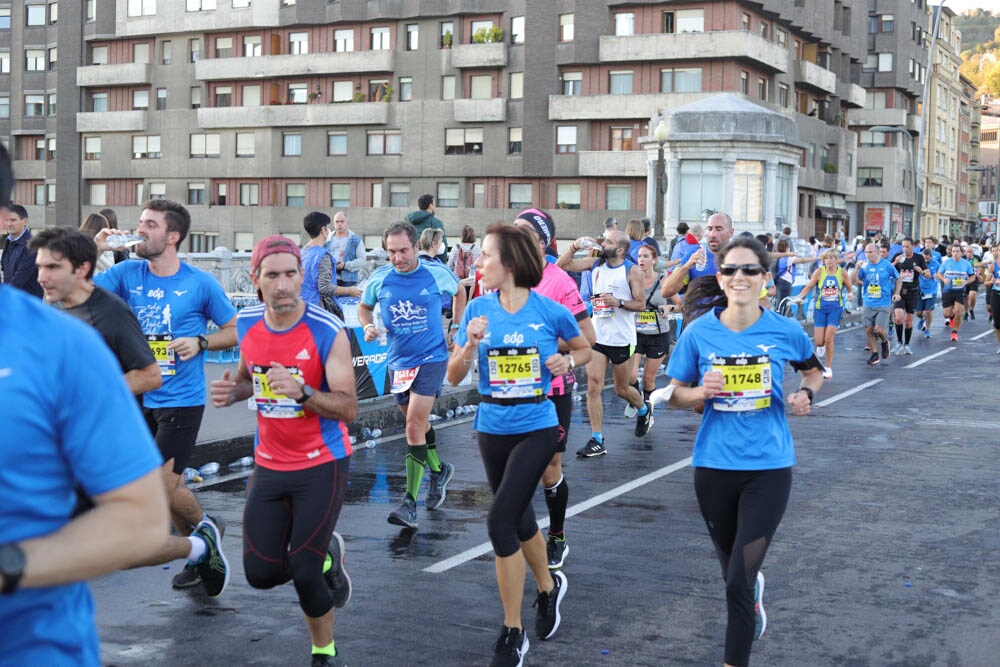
455, 245, 474, 279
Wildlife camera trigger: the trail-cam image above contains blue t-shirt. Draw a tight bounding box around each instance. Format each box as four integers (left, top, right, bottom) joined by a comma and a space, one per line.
666, 307, 814, 470
96, 261, 237, 408
455, 291, 580, 435
938, 258, 974, 292
919, 258, 941, 296
676, 242, 717, 280
0, 287, 162, 666
860, 260, 898, 307
362, 258, 458, 371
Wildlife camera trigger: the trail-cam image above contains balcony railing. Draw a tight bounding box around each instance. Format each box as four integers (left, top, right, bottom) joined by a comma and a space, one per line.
194, 51, 396, 81
196, 102, 389, 128
77, 63, 152, 88
600, 31, 788, 73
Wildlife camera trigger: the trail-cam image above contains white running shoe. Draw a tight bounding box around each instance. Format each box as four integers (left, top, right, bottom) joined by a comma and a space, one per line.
822, 367, 833, 380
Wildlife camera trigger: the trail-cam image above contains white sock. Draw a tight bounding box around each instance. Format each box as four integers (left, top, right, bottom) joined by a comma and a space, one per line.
187, 535, 207, 564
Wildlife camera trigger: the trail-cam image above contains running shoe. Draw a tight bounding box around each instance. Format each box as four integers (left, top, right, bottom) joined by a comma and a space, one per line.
754, 571, 767, 640
950, 330, 958, 342
634, 400, 654, 437
623, 404, 638, 419
964, 312, 969, 321
425, 461, 454, 510
917, 317, 925, 331
945, 318, 952, 328
576, 438, 607, 458
892, 342, 904, 355
192, 516, 229, 598
923, 328, 931, 339
970, 309, 976, 320
172, 563, 201, 589
311, 654, 347, 667
867, 352, 880, 366
490, 626, 528, 667
534, 570, 567, 640
324, 531, 352, 609
864, 345, 871, 352
880, 338, 890, 360
903, 345, 913, 355
387, 496, 418, 529
822, 367, 833, 380
546, 533, 569, 570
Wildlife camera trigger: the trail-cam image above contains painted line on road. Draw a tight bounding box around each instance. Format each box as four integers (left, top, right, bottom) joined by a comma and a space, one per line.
971, 329, 993, 341
903, 348, 954, 368
814, 379, 882, 408
423, 456, 693, 574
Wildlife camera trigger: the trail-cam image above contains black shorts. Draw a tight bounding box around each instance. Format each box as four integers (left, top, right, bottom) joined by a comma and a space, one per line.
635, 332, 670, 359
941, 290, 965, 309
965, 279, 980, 295
143, 405, 205, 474
894, 290, 920, 314
592, 341, 634, 366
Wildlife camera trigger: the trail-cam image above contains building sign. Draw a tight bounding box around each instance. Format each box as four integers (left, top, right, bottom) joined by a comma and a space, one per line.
865, 208, 884, 232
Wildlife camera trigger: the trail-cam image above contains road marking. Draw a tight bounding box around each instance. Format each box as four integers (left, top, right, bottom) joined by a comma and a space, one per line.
424, 456, 693, 573
903, 348, 954, 368
971, 329, 993, 341
814, 379, 882, 408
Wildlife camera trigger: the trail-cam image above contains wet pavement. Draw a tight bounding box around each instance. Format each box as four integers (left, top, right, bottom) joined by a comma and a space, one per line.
93, 314, 999, 666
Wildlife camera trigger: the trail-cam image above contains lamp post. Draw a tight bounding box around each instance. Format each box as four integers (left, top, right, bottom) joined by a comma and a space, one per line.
914, 0, 948, 239
653, 119, 669, 239
870, 125, 917, 236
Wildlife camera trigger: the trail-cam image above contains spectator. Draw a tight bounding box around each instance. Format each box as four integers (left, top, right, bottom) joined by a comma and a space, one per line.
324, 211, 367, 288
668, 222, 689, 257
639, 217, 661, 255
1, 204, 43, 297
79, 213, 116, 275
302, 212, 350, 320
405, 194, 448, 262
100, 208, 130, 264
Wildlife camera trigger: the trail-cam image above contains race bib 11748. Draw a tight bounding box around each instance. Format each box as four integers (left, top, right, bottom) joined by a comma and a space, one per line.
711, 354, 771, 412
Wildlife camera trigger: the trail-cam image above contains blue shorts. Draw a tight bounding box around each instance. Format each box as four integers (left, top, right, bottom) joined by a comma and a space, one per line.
813, 307, 843, 329
919, 294, 936, 312
392, 359, 448, 406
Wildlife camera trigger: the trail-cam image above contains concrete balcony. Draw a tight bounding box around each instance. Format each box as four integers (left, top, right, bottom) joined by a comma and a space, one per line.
847, 107, 906, 128
77, 63, 152, 88
196, 102, 389, 129
450, 43, 507, 69
578, 150, 647, 177
76, 110, 147, 133
194, 51, 396, 82
907, 113, 922, 134
600, 31, 788, 73
453, 98, 506, 123
548, 92, 713, 121
11, 160, 45, 180
793, 60, 837, 96
838, 82, 866, 108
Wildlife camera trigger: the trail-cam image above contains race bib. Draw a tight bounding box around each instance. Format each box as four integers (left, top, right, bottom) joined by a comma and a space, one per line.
900, 269, 914, 283
391, 367, 420, 394
148, 334, 176, 376
487, 346, 543, 398
821, 286, 840, 302
252, 364, 305, 419
866, 284, 882, 299
948, 273, 965, 288
592, 300, 615, 318
635, 310, 659, 335
711, 355, 771, 412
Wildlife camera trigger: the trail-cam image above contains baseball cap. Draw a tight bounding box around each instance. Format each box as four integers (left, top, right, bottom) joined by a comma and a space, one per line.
251, 235, 301, 274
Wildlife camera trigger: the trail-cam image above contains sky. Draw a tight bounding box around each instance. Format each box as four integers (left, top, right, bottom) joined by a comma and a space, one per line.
931, 0, 1000, 14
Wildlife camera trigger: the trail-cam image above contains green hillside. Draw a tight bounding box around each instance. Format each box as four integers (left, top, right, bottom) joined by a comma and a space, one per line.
958, 10, 1000, 96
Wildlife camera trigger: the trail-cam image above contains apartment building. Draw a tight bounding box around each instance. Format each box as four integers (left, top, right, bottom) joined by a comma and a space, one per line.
4, 1, 879, 249
976, 116, 998, 235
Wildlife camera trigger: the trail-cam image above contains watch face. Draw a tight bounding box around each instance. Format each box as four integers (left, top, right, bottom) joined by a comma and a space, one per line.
0, 544, 25, 573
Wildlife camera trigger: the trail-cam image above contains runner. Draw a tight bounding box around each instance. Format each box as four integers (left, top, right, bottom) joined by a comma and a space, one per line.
963, 245, 982, 321
916, 248, 941, 338
858, 243, 898, 365
661, 212, 736, 299
660, 236, 823, 667
792, 249, 854, 379
628, 242, 673, 403
889, 238, 930, 355
512, 209, 596, 570
94, 199, 237, 592
359, 221, 459, 530
446, 223, 589, 667
936, 243, 975, 342
984, 246, 1000, 352
210, 236, 356, 667
556, 230, 651, 458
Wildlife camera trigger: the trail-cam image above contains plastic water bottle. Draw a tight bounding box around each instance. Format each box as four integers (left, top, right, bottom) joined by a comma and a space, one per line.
349, 435, 357, 445
445, 409, 455, 420
695, 238, 709, 271
106, 233, 144, 249
229, 456, 254, 469
575, 237, 600, 250
429, 413, 441, 422
363, 439, 377, 449
182, 468, 202, 483
370, 429, 382, 439
198, 462, 220, 477
362, 427, 371, 439
373, 306, 388, 346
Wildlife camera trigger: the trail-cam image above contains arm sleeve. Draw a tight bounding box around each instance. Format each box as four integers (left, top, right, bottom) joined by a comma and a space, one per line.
343, 236, 367, 273
317, 253, 337, 298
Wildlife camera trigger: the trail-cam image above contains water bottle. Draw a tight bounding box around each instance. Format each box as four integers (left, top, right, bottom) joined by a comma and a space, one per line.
182, 468, 202, 483
363, 439, 377, 449
575, 237, 600, 250
106, 233, 144, 249
362, 427, 372, 439
445, 409, 455, 420
229, 456, 254, 470
429, 413, 441, 422
349, 435, 358, 445
370, 428, 382, 439
373, 306, 388, 346
198, 462, 220, 477
695, 238, 709, 271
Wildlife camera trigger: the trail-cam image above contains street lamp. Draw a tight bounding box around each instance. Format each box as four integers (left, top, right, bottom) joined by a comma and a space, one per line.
870, 125, 919, 236
653, 118, 669, 239
914, 1, 949, 238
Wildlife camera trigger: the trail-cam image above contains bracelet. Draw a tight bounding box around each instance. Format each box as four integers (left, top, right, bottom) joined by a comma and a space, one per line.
462, 355, 475, 365
798, 386, 814, 404
565, 353, 575, 369
363, 323, 375, 331
450, 323, 459, 330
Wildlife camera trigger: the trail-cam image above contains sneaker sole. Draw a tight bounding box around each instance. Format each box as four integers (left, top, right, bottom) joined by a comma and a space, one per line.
576, 449, 607, 458
171, 568, 202, 589
387, 513, 418, 529
755, 572, 767, 640
540, 570, 567, 640
197, 520, 230, 599
330, 532, 351, 608
547, 542, 569, 570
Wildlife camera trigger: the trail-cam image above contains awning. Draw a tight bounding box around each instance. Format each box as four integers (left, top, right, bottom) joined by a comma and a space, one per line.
815, 206, 850, 219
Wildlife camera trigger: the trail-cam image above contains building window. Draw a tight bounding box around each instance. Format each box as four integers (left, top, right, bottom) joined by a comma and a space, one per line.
445, 128, 483, 155
86, 0, 95, 21
132, 135, 161, 159
243, 35, 262, 57
556, 126, 577, 153
742, 13, 750, 31
25, 95, 45, 117
236, 132, 255, 156
437, 183, 459, 208
232, 0, 250, 7
677, 9, 704, 32
190, 38, 201, 62
0, 8, 10, 28
473, 183, 486, 208
332, 81, 353, 103
878, 53, 893, 72
511, 16, 524, 44
611, 127, 633, 151
614, 12, 635, 36
371, 26, 391, 51
133, 42, 150, 64
857, 167, 883, 187
509, 72, 523, 99
760, 22, 769, 40
33, 139, 45, 161
509, 184, 532, 209
160, 40, 171, 64
84, 137, 102, 160
215, 36, 232, 58
661, 68, 702, 92
679, 159, 723, 220
387, 183, 408, 207
190, 87, 202, 109
26, 49, 45, 71
398, 77, 412, 102
470, 75, 492, 99
368, 130, 402, 155
369, 79, 390, 102
440, 21, 453, 49
555, 184, 581, 209
0, 51, 8, 73
190, 133, 220, 157
34, 184, 45, 205
880, 14, 894, 33
154, 88, 167, 110
147, 182, 165, 201
757, 77, 768, 100
287, 83, 308, 104
663, 11, 675, 33
26, 5, 46, 25
607, 185, 631, 210
563, 71, 582, 95
46, 137, 56, 160
133, 90, 149, 109
559, 13, 574, 42
777, 29, 787, 48
405, 24, 418, 51
610, 71, 633, 95
0, 95, 8, 119
90, 184, 107, 206
441, 76, 456, 100
470, 20, 493, 42
328, 132, 347, 156
234, 232, 254, 252
242, 84, 261, 107
240, 183, 259, 206
188, 183, 206, 205
210, 85, 231, 107
283, 133, 302, 156
187, 233, 218, 253
334, 29, 353, 52
91, 45, 107, 65
286, 184, 305, 207
330, 183, 350, 208
289, 32, 308, 55
732, 160, 763, 223
91, 93, 107, 113
186, 0, 216, 11
740, 71, 749, 94
509, 127, 522, 154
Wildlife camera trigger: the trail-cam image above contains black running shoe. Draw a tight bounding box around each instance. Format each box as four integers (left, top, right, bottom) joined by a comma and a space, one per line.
192, 516, 229, 598
867, 352, 880, 366
387, 496, 418, 529
171, 563, 201, 589
425, 461, 454, 510
634, 400, 654, 437
576, 438, 607, 458
546, 533, 569, 570
880, 338, 890, 359
534, 570, 567, 640
311, 653, 347, 667
324, 531, 352, 609
490, 626, 528, 667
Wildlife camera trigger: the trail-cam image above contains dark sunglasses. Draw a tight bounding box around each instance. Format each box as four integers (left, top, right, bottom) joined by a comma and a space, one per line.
718, 264, 766, 277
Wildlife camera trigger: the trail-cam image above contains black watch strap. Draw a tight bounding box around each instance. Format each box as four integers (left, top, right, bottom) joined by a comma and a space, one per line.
0, 543, 26, 594
197, 334, 210, 351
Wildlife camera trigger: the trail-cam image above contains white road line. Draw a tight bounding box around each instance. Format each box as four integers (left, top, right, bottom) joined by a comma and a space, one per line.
423, 456, 693, 574
814, 379, 883, 408
971, 329, 993, 341
903, 348, 954, 368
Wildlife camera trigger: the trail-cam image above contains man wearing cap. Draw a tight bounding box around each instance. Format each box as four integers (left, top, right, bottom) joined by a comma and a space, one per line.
210, 236, 357, 667
513, 209, 595, 568
359, 220, 460, 530
94, 199, 237, 594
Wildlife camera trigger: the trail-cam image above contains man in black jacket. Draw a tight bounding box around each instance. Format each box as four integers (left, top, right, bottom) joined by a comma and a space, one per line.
1, 204, 43, 298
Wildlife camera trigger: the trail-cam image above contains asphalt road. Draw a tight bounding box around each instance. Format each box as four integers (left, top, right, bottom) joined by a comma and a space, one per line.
93, 315, 1000, 666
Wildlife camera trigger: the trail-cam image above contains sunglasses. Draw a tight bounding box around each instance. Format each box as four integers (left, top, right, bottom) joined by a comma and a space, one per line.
718, 264, 766, 277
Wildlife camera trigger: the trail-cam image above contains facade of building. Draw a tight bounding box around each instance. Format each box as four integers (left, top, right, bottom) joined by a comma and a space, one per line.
975, 116, 998, 238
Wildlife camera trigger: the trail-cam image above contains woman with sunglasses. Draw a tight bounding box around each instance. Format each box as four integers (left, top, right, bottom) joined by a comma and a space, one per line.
661, 236, 824, 667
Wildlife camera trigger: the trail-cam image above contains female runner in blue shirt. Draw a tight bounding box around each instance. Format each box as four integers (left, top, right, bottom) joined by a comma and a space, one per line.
447, 223, 591, 667
659, 236, 824, 667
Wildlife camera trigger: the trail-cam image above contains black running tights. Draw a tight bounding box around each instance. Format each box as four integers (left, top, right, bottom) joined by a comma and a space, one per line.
693, 466, 792, 667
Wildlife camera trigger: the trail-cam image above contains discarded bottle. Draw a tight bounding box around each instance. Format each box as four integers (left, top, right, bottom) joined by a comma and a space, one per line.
363, 439, 377, 449
198, 462, 220, 477
349, 435, 357, 445
362, 427, 372, 439
229, 456, 254, 469
429, 413, 441, 422
182, 468, 203, 483
695, 238, 709, 271
106, 233, 144, 249
445, 409, 455, 420
370, 428, 382, 439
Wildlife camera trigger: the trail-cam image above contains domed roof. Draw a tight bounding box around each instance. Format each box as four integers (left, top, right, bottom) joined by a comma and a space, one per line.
660, 93, 799, 144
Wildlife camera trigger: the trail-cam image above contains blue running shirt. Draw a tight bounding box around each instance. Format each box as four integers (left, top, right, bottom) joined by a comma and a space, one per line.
938, 258, 974, 292
860, 259, 898, 307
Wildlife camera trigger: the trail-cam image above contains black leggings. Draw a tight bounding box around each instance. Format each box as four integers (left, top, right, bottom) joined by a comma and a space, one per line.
693, 467, 792, 667
991, 290, 1000, 330
479, 427, 558, 557
243, 458, 350, 618
550, 391, 573, 452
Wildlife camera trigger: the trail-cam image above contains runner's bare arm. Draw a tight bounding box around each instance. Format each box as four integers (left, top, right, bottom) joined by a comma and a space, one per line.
299, 328, 359, 423
555, 240, 598, 273
124, 362, 162, 395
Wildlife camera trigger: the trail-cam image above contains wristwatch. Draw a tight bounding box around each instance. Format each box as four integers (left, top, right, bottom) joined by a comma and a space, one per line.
299, 384, 315, 404
619, 299, 625, 308
0, 543, 26, 594
197, 334, 210, 351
